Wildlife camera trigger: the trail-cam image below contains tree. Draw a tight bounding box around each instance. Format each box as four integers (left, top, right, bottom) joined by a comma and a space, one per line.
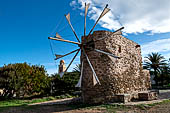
159, 66, 170, 86
72, 64, 81, 73
51, 72, 80, 96
144, 52, 167, 86
0, 63, 50, 99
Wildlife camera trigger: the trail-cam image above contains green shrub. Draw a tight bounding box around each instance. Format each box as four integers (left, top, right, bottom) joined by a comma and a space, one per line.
51, 72, 80, 96
0, 63, 50, 99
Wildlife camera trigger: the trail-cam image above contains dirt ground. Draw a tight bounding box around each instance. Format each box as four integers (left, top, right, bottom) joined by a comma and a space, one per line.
1, 90, 170, 113
1, 101, 170, 113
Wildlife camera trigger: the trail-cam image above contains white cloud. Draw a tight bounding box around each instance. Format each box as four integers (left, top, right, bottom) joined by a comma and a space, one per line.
70, 0, 170, 34
70, 0, 76, 6
141, 38, 170, 58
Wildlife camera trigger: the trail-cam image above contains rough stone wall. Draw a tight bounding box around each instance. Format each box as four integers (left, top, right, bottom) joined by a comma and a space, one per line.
81, 30, 151, 104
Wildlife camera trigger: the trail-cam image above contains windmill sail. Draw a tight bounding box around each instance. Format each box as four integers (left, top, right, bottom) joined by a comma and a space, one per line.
92, 74, 98, 86
55, 32, 62, 39
75, 61, 84, 87
82, 48, 100, 85
55, 54, 63, 60
88, 4, 110, 36
100, 7, 110, 19
65, 13, 70, 22
84, 3, 90, 36
65, 13, 80, 42
94, 49, 120, 59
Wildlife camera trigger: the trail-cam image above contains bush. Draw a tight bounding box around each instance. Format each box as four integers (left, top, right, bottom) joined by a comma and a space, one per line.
51, 72, 80, 96
0, 63, 50, 99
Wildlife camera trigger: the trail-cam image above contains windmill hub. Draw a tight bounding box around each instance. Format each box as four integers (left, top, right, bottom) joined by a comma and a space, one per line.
81, 36, 95, 51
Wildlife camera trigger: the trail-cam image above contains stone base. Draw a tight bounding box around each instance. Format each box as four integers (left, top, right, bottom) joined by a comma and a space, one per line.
82, 91, 158, 104
138, 91, 158, 101
113, 94, 131, 103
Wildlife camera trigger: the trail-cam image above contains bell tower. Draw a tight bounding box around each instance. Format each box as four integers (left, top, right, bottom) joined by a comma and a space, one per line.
58, 60, 66, 74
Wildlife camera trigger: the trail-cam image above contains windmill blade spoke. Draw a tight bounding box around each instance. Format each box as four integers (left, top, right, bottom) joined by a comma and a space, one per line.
75, 60, 84, 87
55, 49, 80, 60
64, 49, 80, 72
48, 37, 81, 45
88, 4, 110, 36
94, 49, 120, 59
65, 13, 80, 43
82, 48, 101, 85
84, 3, 90, 36
94, 27, 124, 42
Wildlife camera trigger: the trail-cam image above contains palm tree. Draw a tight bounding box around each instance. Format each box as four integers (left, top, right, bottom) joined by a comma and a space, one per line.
72, 64, 81, 73
159, 66, 170, 86
144, 52, 167, 86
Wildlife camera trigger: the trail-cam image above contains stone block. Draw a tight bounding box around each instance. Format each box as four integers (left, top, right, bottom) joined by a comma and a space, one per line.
114, 94, 131, 103
138, 91, 158, 101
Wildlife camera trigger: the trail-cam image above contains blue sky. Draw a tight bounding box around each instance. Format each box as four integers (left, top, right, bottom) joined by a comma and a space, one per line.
0, 0, 170, 75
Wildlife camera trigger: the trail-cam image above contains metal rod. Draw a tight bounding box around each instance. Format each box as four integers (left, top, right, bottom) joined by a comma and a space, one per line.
82, 48, 101, 85
65, 49, 80, 72
55, 49, 80, 60
48, 37, 81, 45
94, 49, 120, 59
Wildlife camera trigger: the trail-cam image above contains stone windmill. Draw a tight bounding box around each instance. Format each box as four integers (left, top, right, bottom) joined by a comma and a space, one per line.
48, 3, 156, 104
48, 3, 118, 85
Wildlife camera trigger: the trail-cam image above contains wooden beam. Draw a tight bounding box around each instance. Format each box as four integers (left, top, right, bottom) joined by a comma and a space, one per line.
65, 49, 80, 72
88, 4, 110, 36
48, 37, 81, 45
55, 49, 80, 60
65, 13, 80, 43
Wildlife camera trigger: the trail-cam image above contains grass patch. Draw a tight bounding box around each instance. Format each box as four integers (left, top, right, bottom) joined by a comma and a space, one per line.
135, 99, 170, 110
147, 99, 170, 106
0, 93, 76, 112
0, 96, 55, 108
0, 93, 75, 108
0, 95, 74, 112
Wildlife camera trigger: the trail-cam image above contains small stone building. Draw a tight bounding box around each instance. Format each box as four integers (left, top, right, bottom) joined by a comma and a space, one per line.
81, 30, 153, 103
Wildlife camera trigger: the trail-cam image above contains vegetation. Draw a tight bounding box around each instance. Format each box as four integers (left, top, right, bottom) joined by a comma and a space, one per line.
50, 71, 80, 96
1, 99, 170, 113
0, 97, 55, 107
72, 64, 81, 73
0, 63, 50, 99
144, 52, 170, 87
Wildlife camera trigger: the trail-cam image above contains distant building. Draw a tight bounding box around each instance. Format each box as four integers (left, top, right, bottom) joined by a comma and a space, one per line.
58, 60, 66, 74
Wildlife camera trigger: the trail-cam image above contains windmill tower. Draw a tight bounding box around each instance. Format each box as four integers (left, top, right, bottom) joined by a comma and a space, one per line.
48, 3, 155, 104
